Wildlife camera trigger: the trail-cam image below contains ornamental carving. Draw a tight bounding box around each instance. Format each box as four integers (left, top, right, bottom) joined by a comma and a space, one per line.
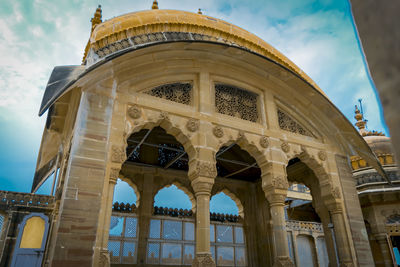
189, 160, 218, 179
273, 256, 295, 267
277, 109, 313, 137
271, 176, 289, 189
111, 145, 126, 163
332, 186, 341, 199
318, 150, 327, 161
109, 168, 120, 184
127, 104, 141, 119
281, 141, 290, 153
215, 84, 259, 122
192, 253, 216, 267
144, 82, 192, 105
213, 126, 224, 138
186, 118, 199, 132
159, 111, 170, 120
99, 249, 110, 267
259, 136, 269, 148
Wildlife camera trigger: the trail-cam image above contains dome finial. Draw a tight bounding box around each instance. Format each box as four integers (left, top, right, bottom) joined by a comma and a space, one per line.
152, 0, 159, 9
91, 5, 103, 32
354, 104, 367, 135
198, 8, 203, 14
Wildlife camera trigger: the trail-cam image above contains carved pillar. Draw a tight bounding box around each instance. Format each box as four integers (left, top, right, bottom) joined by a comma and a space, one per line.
262, 162, 294, 267
96, 167, 120, 267
374, 234, 394, 267
137, 173, 154, 266
328, 204, 354, 266
189, 159, 217, 267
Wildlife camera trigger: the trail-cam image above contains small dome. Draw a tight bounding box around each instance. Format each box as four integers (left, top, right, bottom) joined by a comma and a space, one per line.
364, 135, 394, 156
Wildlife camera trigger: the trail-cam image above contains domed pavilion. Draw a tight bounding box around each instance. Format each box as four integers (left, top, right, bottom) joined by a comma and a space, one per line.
1, 2, 399, 267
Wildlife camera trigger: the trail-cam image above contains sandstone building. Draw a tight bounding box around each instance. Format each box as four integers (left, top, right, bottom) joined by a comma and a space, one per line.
0, 2, 399, 267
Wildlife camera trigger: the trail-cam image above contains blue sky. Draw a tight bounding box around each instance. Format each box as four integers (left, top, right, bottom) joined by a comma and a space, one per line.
0, 0, 387, 210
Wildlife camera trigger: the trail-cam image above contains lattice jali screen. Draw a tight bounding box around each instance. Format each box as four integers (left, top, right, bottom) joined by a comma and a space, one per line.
215, 84, 259, 122
144, 83, 192, 105
108, 214, 138, 264
277, 109, 313, 137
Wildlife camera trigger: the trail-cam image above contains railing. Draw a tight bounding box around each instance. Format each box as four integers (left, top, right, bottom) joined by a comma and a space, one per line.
286, 220, 324, 233
0, 191, 54, 208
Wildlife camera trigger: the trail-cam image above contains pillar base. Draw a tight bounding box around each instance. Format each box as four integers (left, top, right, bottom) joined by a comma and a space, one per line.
192, 253, 216, 267
273, 256, 295, 267
99, 249, 110, 267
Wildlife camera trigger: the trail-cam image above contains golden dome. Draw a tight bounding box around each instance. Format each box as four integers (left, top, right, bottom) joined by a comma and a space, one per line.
85, 9, 323, 95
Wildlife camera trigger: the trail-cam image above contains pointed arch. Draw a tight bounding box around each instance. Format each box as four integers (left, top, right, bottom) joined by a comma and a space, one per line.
211, 188, 244, 218
124, 110, 197, 163
116, 174, 140, 208
153, 181, 196, 212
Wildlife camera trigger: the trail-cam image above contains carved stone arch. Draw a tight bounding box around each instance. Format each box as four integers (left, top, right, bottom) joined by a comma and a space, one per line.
287, 147, 341, 204
212, 128, 270, 171
211, 188, 244, 218
117, 173, 141, 208
153, 180, 196, 213
124, 107, 197, 163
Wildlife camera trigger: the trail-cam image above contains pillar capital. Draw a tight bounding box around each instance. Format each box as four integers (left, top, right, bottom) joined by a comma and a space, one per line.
273, 256, 295, 267
188, 159, 217, 181
191, 177, 214, 196
109, 167, 120, 185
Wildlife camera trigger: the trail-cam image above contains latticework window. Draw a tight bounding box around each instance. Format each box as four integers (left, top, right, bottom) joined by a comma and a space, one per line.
215, 84, 259, 122
108, 214, 138, 264
144, 83, 192, 105
147, 218, 195, 265
210, 222, 247, 266
277, 109, 313, 137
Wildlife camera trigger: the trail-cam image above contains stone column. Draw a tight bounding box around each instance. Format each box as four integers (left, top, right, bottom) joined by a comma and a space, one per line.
191, 176, 215, 267
137, 173, 154, 266
328, 205, 354, 266
95, 167, 120, 267
374, 234, 394, 267
47, 92, 117, 267
262, 162, 294, 267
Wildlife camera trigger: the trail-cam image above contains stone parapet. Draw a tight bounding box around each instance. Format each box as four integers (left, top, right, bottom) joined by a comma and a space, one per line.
0, 191, 54, 209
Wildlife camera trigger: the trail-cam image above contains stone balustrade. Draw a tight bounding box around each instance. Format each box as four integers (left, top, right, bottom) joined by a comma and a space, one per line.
354, 170, 399, 187
112, 202, 137, 213
0, 190, 54, 208
286, 220, 324, 233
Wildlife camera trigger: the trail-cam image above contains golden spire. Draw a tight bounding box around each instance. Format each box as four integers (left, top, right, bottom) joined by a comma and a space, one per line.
151, 0, 159, 9
354, 105, 385, 136
354, 105, 367, 135
91, 5, 103, 32
82, 5, 103, 64
198, 8, 203, 14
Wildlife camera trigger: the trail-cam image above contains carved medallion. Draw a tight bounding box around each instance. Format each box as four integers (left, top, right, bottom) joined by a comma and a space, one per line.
281, 141, 290, 153
111, 145, 126, 163
259, 136, 269, 148
160, 111, 170, 120
186, 118, 199, 132
127, 104, 141, 119
318, 150, 327, 161
213, 126, 224, 138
